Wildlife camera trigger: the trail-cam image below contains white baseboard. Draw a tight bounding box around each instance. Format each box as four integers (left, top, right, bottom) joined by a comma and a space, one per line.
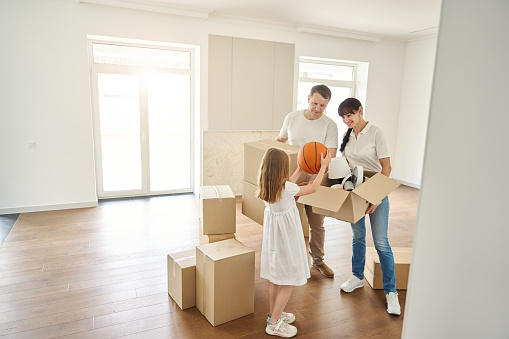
0, 201, 98, 215
394, 179, 421, 189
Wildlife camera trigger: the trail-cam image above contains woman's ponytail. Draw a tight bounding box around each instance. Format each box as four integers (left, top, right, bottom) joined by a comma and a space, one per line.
339, 128, 353, 153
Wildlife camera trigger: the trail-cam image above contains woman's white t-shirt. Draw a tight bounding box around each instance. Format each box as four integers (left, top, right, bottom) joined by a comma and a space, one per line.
342, 122, 390, 172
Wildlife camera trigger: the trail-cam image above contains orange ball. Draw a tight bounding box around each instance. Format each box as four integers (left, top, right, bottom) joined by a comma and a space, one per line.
297, 142, 328, 174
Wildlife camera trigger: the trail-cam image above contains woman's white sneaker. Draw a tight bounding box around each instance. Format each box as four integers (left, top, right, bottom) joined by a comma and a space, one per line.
340, 276, 364, 292
386, 292, 401, 315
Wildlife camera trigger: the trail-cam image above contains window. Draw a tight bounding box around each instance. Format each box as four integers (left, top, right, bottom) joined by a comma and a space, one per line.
297, 57, 367, 138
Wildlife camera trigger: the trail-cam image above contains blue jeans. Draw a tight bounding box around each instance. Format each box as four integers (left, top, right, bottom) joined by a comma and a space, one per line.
350, 196, 396, 293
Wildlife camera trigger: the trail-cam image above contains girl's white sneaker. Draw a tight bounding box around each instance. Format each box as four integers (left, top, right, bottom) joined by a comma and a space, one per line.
267, 311, 295, 325
266, 317, 297, 337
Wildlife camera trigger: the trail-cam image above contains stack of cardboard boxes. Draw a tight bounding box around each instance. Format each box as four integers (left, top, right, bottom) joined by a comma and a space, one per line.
167, 185, 255, 327
242, 139, 310, 236
199, 185, 236, 245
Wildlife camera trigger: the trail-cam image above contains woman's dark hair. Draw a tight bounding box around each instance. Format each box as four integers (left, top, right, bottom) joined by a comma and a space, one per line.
338, 98, 363, 153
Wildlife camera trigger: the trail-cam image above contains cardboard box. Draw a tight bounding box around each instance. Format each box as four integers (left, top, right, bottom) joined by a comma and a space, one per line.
196, 239, 255, 326
167, 249, 196, 310
364, 247, 412, 290
200, 185, 236, 234
241, 180, 309, 237
297, 172, 400, 224
199, 219, 235, 245
242, 139, 309, 236
244, 139, 307, 185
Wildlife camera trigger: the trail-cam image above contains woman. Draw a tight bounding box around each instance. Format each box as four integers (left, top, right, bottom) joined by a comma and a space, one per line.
337, 97, 401, 315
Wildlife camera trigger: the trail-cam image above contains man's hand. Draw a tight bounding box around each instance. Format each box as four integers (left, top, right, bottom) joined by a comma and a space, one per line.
276, 136, 288, 143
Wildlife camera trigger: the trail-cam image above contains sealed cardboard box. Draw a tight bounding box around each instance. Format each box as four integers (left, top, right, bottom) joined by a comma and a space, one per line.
196, 239, 255, 326
167, 249, 196, 310
364, 247, 412, 290
297, 172, 400, 224
242, 180, 310, 237
199, 219, 235, 245
242, 139, 309, 236
243, 139, 307, 185
200, 185, 236, 234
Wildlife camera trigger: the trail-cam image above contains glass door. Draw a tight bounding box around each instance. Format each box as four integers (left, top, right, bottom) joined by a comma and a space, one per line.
147, 73, 191, 192
96, 73, 143, 194
90, 41, 194, 199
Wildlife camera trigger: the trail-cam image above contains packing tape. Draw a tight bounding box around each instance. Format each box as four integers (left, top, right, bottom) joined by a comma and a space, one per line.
175, 255, 195, 263
213, 185, 222, 202
201, 250, 207, 314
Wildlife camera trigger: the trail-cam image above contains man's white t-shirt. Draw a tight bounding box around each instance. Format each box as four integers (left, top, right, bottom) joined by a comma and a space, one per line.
342, 122, 390, 173
279, 110, 338, 149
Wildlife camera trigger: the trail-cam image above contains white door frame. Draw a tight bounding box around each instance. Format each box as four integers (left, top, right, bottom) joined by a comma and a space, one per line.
88, 41, 196, 199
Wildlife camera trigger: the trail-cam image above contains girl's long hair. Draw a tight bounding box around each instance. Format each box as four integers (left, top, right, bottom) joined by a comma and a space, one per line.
256, 148, 290, 204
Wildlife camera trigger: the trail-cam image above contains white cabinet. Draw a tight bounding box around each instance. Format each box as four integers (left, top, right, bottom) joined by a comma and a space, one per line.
208, 35, 295, 130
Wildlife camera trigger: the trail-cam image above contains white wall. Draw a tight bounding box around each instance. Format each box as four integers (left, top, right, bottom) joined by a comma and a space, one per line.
393, 37, 437, 187
0, 0, 407, 213
403, 0, 509, 337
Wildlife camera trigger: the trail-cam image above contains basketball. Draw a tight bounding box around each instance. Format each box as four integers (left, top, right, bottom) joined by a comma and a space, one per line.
297, 142, 328, 174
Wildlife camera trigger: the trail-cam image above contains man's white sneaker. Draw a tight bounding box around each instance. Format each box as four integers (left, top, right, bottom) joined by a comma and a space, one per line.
340, 276, 364, 292
266, 317, 297, 337
386, 292, 401, 315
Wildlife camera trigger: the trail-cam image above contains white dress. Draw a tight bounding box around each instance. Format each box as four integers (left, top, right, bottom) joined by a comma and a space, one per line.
260, 181, 310, 286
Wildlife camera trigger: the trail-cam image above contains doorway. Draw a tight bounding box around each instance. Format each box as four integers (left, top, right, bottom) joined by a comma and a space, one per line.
89, 41, 195, 199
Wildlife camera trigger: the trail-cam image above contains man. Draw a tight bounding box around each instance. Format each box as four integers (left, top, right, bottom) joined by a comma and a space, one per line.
276, 84, 338, 277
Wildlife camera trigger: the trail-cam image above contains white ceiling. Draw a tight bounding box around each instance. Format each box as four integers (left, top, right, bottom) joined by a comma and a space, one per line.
103, 0, 443, 41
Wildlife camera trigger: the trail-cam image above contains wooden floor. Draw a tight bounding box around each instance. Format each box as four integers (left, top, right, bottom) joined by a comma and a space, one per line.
0, 186, 418, 338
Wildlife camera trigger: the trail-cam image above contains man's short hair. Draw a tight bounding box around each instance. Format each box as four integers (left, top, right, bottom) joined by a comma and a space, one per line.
310, 84, 331, 101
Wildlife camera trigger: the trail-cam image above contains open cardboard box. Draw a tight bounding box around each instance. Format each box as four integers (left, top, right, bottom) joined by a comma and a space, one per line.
297, 171, 400, 224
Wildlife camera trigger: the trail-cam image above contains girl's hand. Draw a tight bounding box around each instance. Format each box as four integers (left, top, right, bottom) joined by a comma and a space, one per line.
320, 150, 332, 168
366, 202, 378, 214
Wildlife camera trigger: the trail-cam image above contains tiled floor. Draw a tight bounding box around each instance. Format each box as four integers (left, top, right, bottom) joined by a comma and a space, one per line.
0, 213, 19, 247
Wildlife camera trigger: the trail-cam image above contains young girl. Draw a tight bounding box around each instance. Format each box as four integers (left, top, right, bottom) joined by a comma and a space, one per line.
257, 148, 331, 337
337, 97, 401, 315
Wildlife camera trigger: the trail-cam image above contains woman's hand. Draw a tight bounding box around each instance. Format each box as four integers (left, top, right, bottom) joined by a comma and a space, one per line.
366, 202, 378, 214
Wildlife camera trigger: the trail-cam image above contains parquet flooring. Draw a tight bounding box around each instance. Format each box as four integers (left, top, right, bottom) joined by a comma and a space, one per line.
0, 185, 418, 338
